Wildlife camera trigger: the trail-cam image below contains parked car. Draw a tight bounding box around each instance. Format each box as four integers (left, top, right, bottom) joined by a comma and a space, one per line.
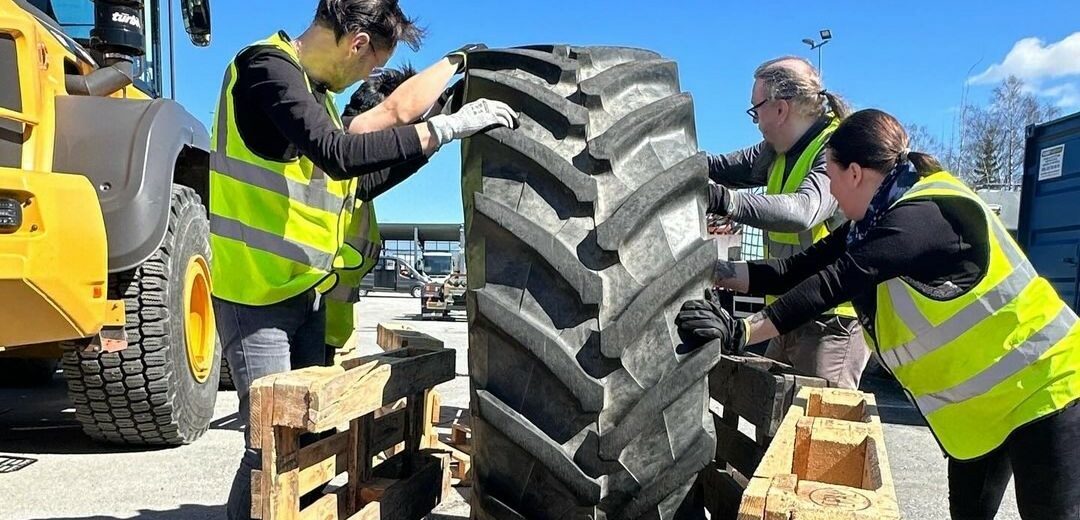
359, 255, 429, 298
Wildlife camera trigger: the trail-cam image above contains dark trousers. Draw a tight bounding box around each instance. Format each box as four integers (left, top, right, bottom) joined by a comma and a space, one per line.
215, 290, 329, 520
949, 400, 1080, 519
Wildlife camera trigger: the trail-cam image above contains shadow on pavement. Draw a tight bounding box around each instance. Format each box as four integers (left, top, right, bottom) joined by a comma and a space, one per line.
0, 376, 173, 456
210, 412, 244, 432
37, 504, 226, 520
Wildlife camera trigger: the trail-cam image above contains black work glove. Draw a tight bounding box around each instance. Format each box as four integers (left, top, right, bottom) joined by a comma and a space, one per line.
445, 43, 488, 74
707, 183, 732, 216
675, 299, 747, 355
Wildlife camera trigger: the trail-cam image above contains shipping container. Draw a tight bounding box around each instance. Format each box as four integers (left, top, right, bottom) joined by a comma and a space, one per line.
1017, 111, 1080, 310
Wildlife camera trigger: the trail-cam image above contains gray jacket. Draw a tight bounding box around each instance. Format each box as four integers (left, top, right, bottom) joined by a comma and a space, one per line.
707, 118, 844, 233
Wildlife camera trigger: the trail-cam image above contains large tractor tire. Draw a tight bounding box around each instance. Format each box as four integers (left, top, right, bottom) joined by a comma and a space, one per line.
61, 185, 220, 445
462, 46, 719, 520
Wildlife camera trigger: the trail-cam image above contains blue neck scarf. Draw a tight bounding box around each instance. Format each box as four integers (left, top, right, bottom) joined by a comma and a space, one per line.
847, 160, 919, 247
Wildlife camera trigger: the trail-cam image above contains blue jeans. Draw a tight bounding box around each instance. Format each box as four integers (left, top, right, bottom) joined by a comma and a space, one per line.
215, 290, 329, 520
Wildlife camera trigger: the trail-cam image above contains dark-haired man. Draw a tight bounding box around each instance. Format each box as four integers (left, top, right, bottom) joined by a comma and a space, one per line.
209, 2, 511, 517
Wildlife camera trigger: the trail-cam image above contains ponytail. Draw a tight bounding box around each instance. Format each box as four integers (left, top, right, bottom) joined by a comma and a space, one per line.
908, 151, 944, 176
822, 90, 850, 120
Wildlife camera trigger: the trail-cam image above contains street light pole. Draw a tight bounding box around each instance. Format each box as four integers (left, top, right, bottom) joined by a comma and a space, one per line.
802, 29, 833, 77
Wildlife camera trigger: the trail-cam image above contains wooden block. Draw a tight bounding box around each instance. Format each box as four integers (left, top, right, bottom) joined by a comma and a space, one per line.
737, 476, 771, 520
359, 477, 396, 503
376, 322, 444, 352
807, 388, 870, 422
274, 348, 454, 432
799, 417, 871, 489
451, 423, 471, 446
739, 387, 899, 520
763, 474, 798, 520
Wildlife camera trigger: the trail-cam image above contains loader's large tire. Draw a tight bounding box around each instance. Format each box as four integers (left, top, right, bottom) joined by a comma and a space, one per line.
61, 185, 221, 445
462, 46, 719, 520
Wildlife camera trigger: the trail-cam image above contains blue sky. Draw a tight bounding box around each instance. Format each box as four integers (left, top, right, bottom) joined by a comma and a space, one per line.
168, 0, 1080, 223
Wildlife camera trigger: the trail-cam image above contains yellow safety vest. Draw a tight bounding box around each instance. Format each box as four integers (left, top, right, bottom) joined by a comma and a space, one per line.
872, 172, 1080, 460
209, 32, 356, 305
764, 118, 855, 318
325, 200, 381, 349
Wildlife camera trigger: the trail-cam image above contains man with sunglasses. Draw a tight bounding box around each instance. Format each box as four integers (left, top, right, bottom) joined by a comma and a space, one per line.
705, 56, 869, 390
209, 2, 515, 518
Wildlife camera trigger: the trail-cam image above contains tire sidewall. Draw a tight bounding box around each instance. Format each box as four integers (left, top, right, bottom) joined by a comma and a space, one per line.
164, 189, 221, 439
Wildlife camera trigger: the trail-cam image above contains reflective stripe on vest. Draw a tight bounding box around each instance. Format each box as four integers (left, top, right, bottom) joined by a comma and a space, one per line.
209, 32, 356, 305
763, 118, 854, 317
873, 171, 1080, 459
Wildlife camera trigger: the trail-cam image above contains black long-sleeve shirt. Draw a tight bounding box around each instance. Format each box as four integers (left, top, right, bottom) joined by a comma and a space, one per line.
748, 197, 988, 340
231, 31, 426, 184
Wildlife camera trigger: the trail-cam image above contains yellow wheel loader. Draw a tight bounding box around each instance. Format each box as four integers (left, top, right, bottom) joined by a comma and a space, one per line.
0, 0, 219, 445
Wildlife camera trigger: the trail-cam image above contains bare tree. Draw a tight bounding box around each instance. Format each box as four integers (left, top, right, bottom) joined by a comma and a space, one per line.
988, 76, 1061, 188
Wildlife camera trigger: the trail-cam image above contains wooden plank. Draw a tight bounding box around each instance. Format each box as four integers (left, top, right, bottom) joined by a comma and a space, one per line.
251, 374, 289, 519
360, 452, 445, 520
712, 413, 765, 479
377, 323, 444, 352
298, 454, 338, 498
268, 426, 301, 519
752, 394, 805, 479
347, 417, 361, 515
425, 390, 441, 448
298, 431, 349, 469
299, 490, 340, 520
371, 407, 407, 455
344, 502, 380, 520
251, 470, 263, 520
273, 348, 454, 432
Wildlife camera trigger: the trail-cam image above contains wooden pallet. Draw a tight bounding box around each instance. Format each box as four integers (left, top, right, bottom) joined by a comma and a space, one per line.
702, 354, 829, 520
737, 387, 899, 520
377, 322, 472, 486
249, 344, 455, 520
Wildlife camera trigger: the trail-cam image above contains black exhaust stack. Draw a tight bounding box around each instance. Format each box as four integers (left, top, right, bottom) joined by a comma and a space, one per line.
66, 0, 145, 97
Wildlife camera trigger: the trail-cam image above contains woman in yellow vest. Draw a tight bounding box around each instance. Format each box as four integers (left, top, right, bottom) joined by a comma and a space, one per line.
679, 109, 1080, 518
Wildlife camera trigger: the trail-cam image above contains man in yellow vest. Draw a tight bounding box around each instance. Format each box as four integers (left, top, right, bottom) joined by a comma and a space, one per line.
208, 2, 515, 517
706, 56, 868, 389
325, 66, 422, 357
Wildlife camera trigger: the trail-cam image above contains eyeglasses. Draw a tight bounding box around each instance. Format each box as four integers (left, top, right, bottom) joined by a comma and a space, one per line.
746, 98, 769, 124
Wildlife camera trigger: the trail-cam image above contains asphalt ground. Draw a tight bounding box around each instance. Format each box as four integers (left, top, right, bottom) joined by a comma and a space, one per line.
0, 292, 1019, 519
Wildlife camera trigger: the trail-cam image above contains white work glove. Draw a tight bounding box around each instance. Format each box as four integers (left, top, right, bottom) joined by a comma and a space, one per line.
426, 98, 518, 147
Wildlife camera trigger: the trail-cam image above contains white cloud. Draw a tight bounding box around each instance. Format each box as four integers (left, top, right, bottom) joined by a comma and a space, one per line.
1039, 84, 1080, 109
969, 32, 1080, 85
